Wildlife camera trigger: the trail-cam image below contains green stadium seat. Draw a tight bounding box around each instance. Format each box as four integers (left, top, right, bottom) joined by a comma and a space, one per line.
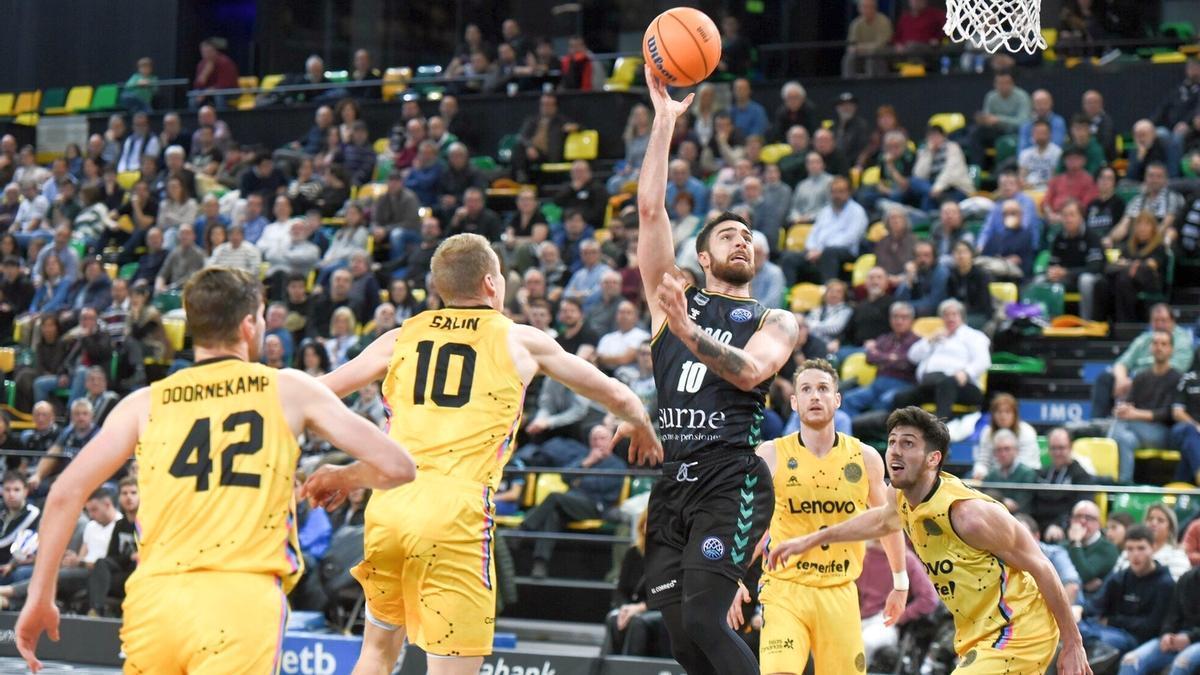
39, 88, 66, 114
88, 84, 120, 111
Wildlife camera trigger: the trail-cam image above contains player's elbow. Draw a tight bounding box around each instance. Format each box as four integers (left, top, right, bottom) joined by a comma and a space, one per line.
378, 450, 417, 488
730, 369, 768, 393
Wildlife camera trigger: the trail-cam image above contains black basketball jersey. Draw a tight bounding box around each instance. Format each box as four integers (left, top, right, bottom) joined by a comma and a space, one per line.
651, 286, 772, 463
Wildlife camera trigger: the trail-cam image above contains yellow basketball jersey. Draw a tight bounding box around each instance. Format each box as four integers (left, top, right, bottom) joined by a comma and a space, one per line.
765, 432, 870, 586
898, 472, 1054, 656
132, 358, 303, 591
381, 308, 524, 492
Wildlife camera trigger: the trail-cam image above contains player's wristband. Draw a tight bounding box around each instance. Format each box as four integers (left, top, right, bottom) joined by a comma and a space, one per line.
892, 570, 910, 592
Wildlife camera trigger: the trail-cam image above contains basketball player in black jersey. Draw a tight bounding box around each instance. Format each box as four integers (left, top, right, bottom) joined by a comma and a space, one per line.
630, 66, 799, 675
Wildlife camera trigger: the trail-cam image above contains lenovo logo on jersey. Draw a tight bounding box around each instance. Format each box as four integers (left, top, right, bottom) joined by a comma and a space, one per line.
787, 499, 857, 515
645, 35, 677, 83
924, 559, 955, 575
658, 408, 726, 430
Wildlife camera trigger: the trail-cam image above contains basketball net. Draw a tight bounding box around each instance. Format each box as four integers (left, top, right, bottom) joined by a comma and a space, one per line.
944, 0, 1047, 54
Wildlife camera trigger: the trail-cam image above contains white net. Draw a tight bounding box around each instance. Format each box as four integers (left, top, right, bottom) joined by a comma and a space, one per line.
944, 0, 1048, 54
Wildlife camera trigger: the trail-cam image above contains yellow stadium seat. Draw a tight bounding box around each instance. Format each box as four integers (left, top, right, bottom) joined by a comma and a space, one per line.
260, 74, 285, 91
898, 62, 926, 77
789, 283, 824, 313
593, 228, 611, 244
0, 347, 14, 373
1105, 248, 1120, 263
866, 221, 887, 243
1073, 437, 1119, 482
534, 473, 569, 505
12, 91, 40, 116
783, 223, 812, 252
840, 351, 876, 387
162, 317, 187, 353
116, 171, 141, 191
1151, 51, 1188, 64
382, 67, 411, 102
927, 112, 966, 135
63, 85, 93, 113
235, 76, 259, 111
760, 143, 793, 165
860, 165, 882, 187
989, 282, 1019, 305
356, 183, 388, 201
564, 130, 599, 161
0, 94, 13, 117
851, 254, 876, 287
373, 138, 390, 154
604, 57, 643, 92
912, 317, 945, 338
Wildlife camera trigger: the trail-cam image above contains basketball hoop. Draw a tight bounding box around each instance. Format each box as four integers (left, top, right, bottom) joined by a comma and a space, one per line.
944, 0, 1047, 54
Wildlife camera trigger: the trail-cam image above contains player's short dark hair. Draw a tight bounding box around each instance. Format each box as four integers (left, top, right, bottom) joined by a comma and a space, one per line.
2, 471, 26, 487
792, 358, 839, 389
887, 406, 951, 470
183, 267, 263, 349
695, 211, 752, 256
88, 487, 113, 503
1124, 524, 1153, 546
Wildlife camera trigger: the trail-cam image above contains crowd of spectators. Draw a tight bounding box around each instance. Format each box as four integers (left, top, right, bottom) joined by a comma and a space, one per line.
0, 5, 1196, 668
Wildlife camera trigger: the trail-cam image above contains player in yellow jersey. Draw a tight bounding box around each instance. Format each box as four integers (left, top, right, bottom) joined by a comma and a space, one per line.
729, 359, 909, 674
14, 267, 416, 674
768, 406, 1091, 675
302, 233, 661, 675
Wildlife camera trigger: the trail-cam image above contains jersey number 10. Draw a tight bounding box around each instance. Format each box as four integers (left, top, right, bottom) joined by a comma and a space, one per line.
413, 340, 477, 408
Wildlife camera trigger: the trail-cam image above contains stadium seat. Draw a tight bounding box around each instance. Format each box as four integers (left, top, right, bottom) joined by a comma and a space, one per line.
912, 317, 944, 338
851, 254, 876, 287
603, 56, 642, 92
788, 283, 824, 313
235, 76, 259, 110
39, 88, 66, 114
87, 84, 119, 112
989, 281, 1018, 305
0, 93, 13, 117
162, 317, 187, 352
927, 112, 966, 135
116, 171, 141, 190
1108, 492, 1162, 523
382, 67, 411, 102
783, 223, 811, 252
260, 74, 285, 91
1022, 282, 1064, 318
865, 221, 887, 243
497, 134, 520, 165
564, 130, 599, 161
840, 351, 876, 387
60, 85, 93, 113
760, 143, 792, 165
859, 165, 881, 187
13, 90, 40, 116
1072, 438, 1119, 482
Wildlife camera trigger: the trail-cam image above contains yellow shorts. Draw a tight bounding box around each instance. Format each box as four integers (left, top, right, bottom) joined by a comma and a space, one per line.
352, 474, 497, 657
121, 570, 288, 674
758, 577, 866, 675
953, 619, 1060, 675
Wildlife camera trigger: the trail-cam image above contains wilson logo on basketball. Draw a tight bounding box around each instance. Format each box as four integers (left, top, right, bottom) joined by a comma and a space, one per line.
645, 35, 677, 83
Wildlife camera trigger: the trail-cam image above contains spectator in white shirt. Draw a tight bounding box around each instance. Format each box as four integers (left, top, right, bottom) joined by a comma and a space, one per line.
596, 301, 649, 371
749, 231, 785, 308
895, 298, 991, 419
806, 279, 853, 348
117, 112, 162, 174
13, 179, 51, 248
1017, 120, 1062, 191
256, 194, 297, 257
207, 223, 262, 274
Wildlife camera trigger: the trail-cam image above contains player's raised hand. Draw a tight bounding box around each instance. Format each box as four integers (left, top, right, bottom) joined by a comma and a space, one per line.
765, 533, 819, 571
882, 588, 908, 627
15, 599, 59, 673
301, 464, 349, 511
1057, 641, 1092, 675
644, 66, 694, 120
613, 420, 663, 466
656, 272, 691, 336
726, 580, 752, 630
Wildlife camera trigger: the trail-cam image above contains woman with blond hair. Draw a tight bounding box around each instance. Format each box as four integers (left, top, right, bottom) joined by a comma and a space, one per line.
973, 393, 1041, 479
1113, 503, 1191, 580
1097, 211, 1169, 324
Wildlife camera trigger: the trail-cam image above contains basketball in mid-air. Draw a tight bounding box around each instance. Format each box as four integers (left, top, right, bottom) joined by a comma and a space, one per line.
642, 7, 721, 87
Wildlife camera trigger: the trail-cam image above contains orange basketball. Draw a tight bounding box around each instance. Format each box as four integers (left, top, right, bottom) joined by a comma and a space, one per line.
643, 7, 722, 87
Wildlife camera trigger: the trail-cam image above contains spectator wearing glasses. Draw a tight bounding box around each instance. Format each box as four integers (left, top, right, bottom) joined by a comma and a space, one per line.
1064, 500, 1118, 599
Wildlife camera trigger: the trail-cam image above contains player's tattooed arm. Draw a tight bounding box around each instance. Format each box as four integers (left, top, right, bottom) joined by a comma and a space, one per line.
691, 324, 749, 374
679, 309, 799, 392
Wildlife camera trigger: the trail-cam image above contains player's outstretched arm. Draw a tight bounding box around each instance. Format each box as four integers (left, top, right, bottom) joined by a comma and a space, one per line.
283, 369, 416, 507
517, 324, 662, 466
863, 447, 910, 627
16, 389, 147, 673
638, 66, 693, 328
949, 499, 1092, 675
319, 327, 401, 398
766, 487, 903, 571
658, 274, 798, 392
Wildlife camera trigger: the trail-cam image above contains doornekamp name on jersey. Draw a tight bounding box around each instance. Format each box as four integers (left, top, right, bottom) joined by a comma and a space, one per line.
160, 376, 268, 404
787, 499, 858, 515
657, 407, 727, 430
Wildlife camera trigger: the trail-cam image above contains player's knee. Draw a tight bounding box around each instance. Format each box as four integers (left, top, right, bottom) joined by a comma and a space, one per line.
679, 602, 724, 644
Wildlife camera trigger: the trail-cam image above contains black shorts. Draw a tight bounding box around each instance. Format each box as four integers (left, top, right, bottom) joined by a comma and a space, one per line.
644, 451, 774, 609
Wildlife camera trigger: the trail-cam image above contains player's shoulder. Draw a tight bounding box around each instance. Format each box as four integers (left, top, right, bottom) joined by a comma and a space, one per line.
947, 493, 1009, 538
757, 307, 798, 335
